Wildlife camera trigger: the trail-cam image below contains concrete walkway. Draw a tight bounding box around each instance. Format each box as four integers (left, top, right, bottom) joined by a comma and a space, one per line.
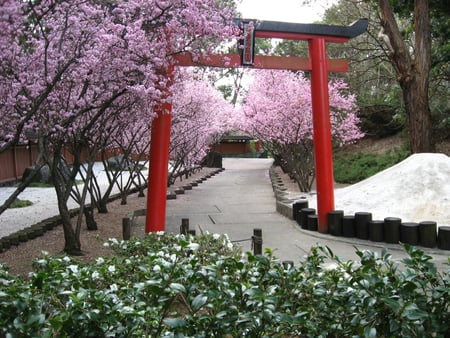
164, 158, 449, 270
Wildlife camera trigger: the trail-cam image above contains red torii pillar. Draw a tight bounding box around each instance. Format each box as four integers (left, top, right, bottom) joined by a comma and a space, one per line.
145, 19, 368, 234
145, 65, 174, 232
309, 38, 335, 233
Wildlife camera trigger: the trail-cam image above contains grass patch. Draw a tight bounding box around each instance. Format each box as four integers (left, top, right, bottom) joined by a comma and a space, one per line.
29, 182, 53, 187
8, 199, 33, 208
334, 145, 410, 184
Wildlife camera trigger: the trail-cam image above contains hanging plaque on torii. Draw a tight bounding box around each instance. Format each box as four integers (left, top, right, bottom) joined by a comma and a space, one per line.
145, 18, 368, 234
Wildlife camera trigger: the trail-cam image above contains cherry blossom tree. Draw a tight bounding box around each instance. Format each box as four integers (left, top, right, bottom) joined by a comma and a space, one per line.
240, 70, 364, 191
169, 70, 235, 184
0, 0, 238, 254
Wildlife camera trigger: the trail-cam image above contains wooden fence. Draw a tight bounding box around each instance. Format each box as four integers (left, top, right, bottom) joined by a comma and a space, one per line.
0, 144, 147, 184
0, 144, 74, 184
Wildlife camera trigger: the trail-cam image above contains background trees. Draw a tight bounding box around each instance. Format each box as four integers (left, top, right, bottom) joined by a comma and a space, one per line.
169, 70, 236, 184
318, 0, 449, 152
239, 70, 363, 191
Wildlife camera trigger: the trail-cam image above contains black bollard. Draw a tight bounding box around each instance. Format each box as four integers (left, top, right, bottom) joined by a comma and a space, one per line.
299, 208, 316, 230
307, 214, 318, 231
342, 215, 356, 238
384, 217, 401, 244
400, 222, 420, 245
419, 221, 437, 248
355, 212, 372, 240
437, 226, 450, 250
369, 220, 384, 242
293, 200, 309, 224
328, 210, 344, 236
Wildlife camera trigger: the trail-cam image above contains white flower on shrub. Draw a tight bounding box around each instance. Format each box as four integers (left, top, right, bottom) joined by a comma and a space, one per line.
91, 271, 100, 280
67, 265, 78, 274
187, 243, 200, 251
62, 256, 71, 262
153, 265, 161, 272
36, 259, 47, 266
213, 233, 221, 240
108, 265, 116, 273
110, 283, 118, 292
96, 257, 105, 265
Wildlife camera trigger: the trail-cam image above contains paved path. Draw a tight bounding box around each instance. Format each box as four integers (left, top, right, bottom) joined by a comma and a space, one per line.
163, 158, 449, 270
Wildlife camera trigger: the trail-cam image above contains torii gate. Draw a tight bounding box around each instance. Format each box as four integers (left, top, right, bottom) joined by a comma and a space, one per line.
145, 18, 368, 234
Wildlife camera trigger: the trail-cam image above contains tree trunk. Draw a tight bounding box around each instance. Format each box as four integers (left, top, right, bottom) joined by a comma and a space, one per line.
60, 201, 82, 255
401, 78, 434, 153
50, 149, 82, 255
378, 0, 434, 153
84, 206, 98, 231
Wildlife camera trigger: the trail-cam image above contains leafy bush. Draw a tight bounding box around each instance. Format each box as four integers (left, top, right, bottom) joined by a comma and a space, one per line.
8, 199, 33, 208
0, 233, 448, 337
334, 145, 410, 183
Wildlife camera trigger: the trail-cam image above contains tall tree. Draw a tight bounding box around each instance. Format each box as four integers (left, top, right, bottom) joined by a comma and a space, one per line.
378, 0, 434, 152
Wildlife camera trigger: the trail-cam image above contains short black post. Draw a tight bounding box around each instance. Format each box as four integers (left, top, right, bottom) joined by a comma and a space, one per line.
355, 212, 372, 240
342, 215, 355, 238
188, 229, 196, 236
328, 210, 344, 236
384, 217, 401, 244
369, 220, 384, 242
122, 218, 131, 240
282, 260, 294, 270
299, 208, 316, 230
307, 214, 318, 231
293, 200, 309, 224
437, 226, 450, 250
180, 218, 189, 235
419, 221, 437, 248
400, 222, 419, 245
253, 228, 263, 255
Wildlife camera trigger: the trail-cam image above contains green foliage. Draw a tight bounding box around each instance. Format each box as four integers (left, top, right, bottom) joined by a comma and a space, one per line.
28, 182, 54, 187
1, 234, 448, 337
334, 145, 411, 183
8, 199, 33, 208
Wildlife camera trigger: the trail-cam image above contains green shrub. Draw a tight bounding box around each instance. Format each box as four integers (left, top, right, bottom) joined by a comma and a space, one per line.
8, 199, 33, 208
0, 233, 448, 337
334, 145, 410, 184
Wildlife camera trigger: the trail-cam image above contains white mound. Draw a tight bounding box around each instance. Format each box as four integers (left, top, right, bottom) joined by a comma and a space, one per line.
309, 153, 450, 227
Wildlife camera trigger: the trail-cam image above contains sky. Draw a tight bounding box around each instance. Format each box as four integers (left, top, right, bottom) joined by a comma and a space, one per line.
236, 0, 336, 23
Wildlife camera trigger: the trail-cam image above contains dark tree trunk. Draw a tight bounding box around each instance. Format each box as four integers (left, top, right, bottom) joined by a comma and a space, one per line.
50, 149, 82, 255
120, 193, 127, 205
97, 198, 109, 213
84, 206, 98, 231
378, 0, 434, 153
60, 204, 82, 255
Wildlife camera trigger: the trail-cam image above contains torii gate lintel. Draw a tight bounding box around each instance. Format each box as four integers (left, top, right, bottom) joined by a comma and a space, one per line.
145, 18, 368, 234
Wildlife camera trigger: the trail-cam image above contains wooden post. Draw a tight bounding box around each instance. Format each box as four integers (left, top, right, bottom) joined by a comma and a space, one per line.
122, 217, 131, 240
253, 228, 263, 255
180, 218, 189, 235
